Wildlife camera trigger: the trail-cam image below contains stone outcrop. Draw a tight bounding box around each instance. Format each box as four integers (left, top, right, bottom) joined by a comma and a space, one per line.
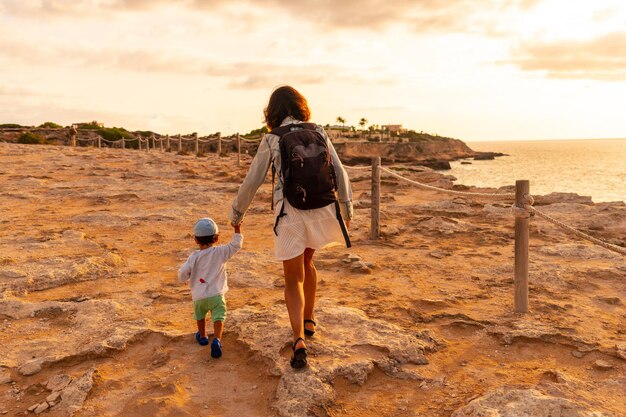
452, 387, 615, 416
333, 138, 475, 165
473, 151, 506, 160
27, 368, 97, 415
0, 367, 11, 384
534, 192, 594, 206
228, 299, 442, 417
0, 298, 158, 371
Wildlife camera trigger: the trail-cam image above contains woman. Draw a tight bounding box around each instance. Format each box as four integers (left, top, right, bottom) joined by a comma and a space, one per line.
230, 85, 353, 368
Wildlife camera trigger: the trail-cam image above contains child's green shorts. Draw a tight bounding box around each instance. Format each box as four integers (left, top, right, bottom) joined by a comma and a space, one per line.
193, 294, 226, 322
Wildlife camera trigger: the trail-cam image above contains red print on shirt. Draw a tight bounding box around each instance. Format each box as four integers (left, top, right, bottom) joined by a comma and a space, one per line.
199, 278, 206, 283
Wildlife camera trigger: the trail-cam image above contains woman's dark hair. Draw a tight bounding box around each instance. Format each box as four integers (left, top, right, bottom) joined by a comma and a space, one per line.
264, 86, 311, 130
195, 235, 217, 245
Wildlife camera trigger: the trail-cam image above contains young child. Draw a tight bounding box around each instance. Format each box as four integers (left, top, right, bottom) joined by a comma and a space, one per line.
178, 217, 243, 358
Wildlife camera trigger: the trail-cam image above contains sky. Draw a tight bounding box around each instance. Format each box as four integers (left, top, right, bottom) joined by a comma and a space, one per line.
1, 0, 625, 141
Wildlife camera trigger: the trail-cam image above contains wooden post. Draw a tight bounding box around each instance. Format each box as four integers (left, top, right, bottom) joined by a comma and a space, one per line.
178, 134, 182, 152
514, 179, 530, 313
166, 134, 170, 152
138, 136, 142, 151
194, 133, 199, 156
217, 132, 222, 156
236, 133, 241, 167
97, 136, 101, 148
146, 136, 150, 152
159, 136, 163, 151
370, 157, 381, 240
122, 138, 125, 149
69, 126, 77, 147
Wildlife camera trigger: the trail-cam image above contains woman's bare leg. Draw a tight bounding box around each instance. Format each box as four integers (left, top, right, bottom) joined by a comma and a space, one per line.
283, 253, 306, 349
303, 248, 317, 333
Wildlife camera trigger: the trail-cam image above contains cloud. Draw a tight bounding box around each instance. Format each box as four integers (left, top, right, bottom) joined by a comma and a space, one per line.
0, 85, 37, 97
0, 84, 70, 98
1, 0, 538, 33
0, 97, 187, 133
505, 32, 626, 81
0, 37, 396, 89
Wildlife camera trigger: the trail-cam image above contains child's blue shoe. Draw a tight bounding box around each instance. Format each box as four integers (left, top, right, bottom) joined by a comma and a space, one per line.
211, 338, 222, 358
195, 332, 209, 346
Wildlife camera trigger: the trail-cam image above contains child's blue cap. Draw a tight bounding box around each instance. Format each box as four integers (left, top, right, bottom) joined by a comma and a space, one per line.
194, 218, 219, 237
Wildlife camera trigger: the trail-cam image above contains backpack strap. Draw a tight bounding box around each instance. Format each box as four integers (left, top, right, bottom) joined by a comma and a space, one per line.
268, 133, 277, 210
269, 123, 317, 137
273, 201, 287, 236
269, 125, 291, 137
334, 201, 352, 248
271, 163, 276, 211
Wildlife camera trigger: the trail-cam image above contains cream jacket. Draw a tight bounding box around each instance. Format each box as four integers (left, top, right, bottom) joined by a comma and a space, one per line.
230, 117, 353, 225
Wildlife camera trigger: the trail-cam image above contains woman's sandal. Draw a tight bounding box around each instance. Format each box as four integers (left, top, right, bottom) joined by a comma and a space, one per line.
303, 319, 316, 337
290, 337, 308, 369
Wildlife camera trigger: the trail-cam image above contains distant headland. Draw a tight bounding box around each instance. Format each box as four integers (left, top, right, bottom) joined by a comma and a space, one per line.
0, 121, 502, 170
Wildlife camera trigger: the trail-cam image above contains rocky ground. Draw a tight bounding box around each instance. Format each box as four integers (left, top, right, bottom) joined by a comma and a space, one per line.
0, 143, 624, 417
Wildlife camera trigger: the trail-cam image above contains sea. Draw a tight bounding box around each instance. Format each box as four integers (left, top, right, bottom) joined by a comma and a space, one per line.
448, 138, 626, 203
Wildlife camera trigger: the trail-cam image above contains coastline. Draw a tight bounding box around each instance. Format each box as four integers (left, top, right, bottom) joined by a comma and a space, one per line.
449, 138, 626, 204
0, 142, 624, 417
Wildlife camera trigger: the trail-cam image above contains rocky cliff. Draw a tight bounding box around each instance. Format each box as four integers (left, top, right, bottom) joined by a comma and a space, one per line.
1, 143, 624, 417
333, 138, 475, 166
0, 127, 479, 169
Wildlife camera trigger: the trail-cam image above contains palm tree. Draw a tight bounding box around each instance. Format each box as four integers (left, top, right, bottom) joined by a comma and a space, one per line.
359, 118, 367, 138
368, 125, 375, 140
336, 116, 346, 131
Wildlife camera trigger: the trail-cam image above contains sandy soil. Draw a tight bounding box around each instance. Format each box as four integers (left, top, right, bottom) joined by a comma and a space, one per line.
0, 143, 624, 417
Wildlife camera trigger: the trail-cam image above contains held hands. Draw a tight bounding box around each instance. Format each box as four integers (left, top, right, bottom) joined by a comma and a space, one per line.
231, 222, 242, 234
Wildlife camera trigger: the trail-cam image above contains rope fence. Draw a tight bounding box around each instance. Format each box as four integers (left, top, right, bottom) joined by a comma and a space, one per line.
241, 137, 264, 142
343, 165, 371, 171
380, 166, 516, 199
528, 206, 626, 256
358, 157, 624, 314
31, 126, 264, 164
373, 163, 623, 254
3, 126, 622, 312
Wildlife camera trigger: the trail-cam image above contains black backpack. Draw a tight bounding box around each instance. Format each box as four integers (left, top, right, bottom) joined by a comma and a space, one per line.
270, 123, 351, 247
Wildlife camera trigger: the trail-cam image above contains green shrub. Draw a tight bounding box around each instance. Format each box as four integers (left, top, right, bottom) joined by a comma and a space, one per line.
38, 122, 62, 128
243, 126, 268, 138
134, 130, 156, 138
96, 127, 133, 143
0, 123, 26, 128
76, 122, 101, 130
18, 132, 46, 144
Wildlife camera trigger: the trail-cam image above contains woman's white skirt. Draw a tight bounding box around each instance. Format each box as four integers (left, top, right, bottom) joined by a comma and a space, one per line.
274, 199, 345, 261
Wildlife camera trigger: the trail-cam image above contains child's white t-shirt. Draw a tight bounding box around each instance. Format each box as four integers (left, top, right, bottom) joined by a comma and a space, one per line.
178, 233, 243, 301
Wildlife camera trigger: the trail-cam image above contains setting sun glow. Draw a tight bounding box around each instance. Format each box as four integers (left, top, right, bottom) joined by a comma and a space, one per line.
1, 0, 625, 140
